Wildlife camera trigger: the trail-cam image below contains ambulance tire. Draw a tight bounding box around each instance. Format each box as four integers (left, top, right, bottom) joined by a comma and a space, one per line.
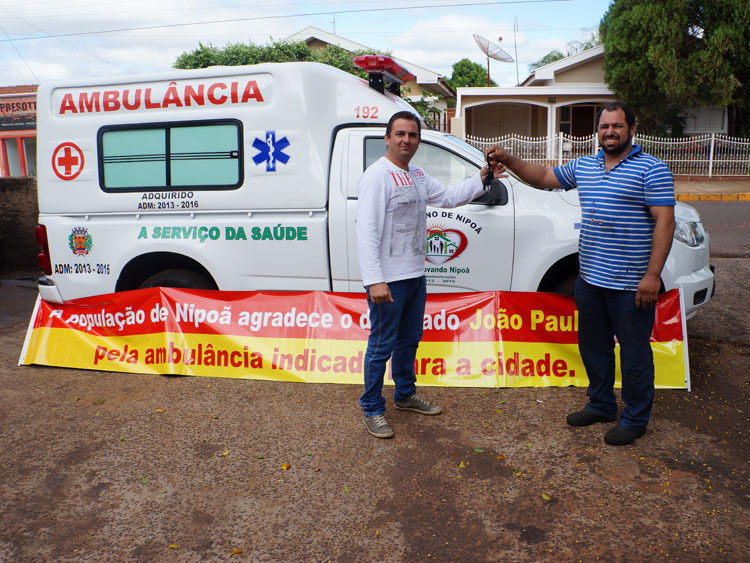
139, 269, 215, 290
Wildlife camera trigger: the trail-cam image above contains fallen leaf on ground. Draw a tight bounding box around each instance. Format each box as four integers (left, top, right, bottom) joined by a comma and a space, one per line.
230, 548, 243, 555
541, 493, 552, 501
281, 463, 291, 470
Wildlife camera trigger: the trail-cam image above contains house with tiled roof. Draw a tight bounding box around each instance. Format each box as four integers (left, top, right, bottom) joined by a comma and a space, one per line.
285, 26, 455, 128
451, 45, 727, 141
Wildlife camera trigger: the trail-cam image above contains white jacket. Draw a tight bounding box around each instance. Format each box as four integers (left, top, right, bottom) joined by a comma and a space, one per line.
356, 156, 484, 287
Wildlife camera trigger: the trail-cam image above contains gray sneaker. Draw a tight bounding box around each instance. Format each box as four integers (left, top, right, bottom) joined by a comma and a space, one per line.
394, 393, 442, 415
363, 414, 394, 438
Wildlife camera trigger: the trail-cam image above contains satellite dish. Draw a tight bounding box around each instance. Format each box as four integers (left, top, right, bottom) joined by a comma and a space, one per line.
474, 34, 514, 63
473, 34, 514, 86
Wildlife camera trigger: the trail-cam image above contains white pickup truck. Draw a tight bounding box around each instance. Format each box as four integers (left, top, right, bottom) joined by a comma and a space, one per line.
34, 56, 714, 318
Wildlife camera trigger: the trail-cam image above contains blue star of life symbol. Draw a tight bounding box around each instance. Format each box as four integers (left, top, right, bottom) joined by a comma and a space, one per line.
252, 131, 290, 172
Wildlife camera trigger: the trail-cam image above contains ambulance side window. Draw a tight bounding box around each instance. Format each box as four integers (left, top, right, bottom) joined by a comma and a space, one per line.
98, 119, 242, 192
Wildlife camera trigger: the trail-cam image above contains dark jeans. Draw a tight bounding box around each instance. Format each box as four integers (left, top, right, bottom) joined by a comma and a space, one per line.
574, 276, 656, 430
360, 276, 426, 416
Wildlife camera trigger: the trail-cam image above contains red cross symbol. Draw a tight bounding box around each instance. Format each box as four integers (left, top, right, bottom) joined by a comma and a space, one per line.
52, 142, 85, 180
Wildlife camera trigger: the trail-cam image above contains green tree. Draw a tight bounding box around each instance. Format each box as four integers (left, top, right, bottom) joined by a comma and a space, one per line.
175, 40, 451, 123
600, 0, 749, 136
446, 58, 496, 88
528, 49, 566, 71
175, 40, 390, 75
174, 40, 312, 68
528, 32, 601, 71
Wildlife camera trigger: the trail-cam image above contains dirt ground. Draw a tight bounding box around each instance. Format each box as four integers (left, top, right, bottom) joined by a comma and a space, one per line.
0, 258, 747, 562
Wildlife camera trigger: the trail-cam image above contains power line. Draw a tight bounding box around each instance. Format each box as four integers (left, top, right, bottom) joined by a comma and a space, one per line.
49, 25, 594, 39
0, 0, 561, 18
0, 6, 133, 73
0, 20, 39, 81
0, 0, 571, 42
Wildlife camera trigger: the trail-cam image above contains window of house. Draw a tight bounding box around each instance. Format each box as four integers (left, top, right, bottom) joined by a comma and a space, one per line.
684, 107, 726, 134
23, 137, 37, 176
2, 138, 22, 176
559, 106, 571, 135
99, 120, 242, 191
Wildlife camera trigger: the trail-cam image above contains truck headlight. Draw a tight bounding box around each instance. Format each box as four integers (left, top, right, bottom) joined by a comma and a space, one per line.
673, 221, 705, 247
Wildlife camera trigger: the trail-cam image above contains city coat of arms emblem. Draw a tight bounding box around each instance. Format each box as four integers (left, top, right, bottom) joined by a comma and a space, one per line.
69, 227, 93, 256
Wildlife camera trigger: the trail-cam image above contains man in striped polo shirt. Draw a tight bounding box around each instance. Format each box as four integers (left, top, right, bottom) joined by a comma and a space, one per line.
488, 101, 675, 446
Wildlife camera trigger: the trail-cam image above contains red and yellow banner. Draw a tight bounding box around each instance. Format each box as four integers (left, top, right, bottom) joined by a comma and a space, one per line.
19, 288, 689, 389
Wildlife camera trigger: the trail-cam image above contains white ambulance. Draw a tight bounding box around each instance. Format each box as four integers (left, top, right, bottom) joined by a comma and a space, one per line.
35, 56, 715, 318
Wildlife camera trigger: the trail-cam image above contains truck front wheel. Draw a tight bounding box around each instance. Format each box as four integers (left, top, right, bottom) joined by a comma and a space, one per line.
551, 273, 577, 296
139, 269, 216, 290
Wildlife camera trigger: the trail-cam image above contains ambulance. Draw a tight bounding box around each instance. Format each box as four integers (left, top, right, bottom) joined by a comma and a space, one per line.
34, 56, 715, 318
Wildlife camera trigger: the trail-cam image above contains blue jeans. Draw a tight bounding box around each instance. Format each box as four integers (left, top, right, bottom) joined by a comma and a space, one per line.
360, 276, 426, 416
574, 276, 656, 430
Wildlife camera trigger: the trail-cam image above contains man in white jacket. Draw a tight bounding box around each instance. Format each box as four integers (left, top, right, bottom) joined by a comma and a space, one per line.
356, 110, 499, 438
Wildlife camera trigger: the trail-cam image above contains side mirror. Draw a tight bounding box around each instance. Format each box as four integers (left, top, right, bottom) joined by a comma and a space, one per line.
473, 178, 509, 206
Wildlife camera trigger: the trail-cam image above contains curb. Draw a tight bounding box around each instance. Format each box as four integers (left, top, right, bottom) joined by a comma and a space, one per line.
676, 192, 750, 202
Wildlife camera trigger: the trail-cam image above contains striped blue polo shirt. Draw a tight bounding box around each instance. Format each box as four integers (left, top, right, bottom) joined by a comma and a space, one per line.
553, 145, 675, 291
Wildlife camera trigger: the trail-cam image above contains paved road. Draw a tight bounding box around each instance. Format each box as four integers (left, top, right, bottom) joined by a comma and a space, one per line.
691, 201, 750, 258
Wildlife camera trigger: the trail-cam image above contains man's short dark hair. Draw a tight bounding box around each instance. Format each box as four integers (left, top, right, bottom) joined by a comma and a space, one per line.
386, 111, 421, 138
597, 101, 637, 128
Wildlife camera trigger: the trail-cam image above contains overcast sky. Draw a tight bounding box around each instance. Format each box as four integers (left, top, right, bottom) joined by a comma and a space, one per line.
0, 0, 610, 88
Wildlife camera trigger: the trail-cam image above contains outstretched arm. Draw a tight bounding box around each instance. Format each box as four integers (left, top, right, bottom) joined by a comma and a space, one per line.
486, 146, 563, 190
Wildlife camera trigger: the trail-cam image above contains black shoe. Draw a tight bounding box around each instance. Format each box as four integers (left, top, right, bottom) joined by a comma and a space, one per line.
604, 425, 646, 446
566, 409, 616, 427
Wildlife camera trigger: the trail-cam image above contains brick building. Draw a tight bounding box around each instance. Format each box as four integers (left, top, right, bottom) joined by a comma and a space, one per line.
0, 85, 38, 177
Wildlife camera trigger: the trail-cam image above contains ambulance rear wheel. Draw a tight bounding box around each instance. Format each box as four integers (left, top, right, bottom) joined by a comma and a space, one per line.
139, 269, 216, 290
